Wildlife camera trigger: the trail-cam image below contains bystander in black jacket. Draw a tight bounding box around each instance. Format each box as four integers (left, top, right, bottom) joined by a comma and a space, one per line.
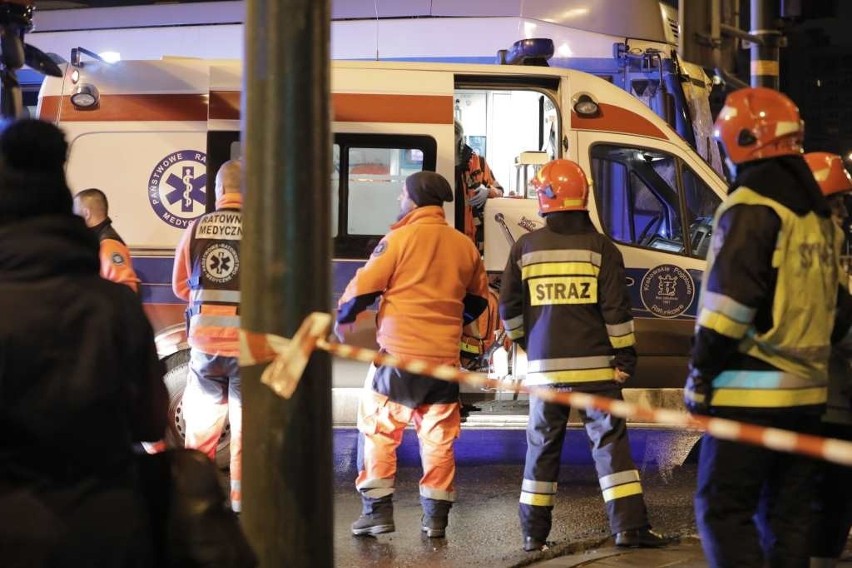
0, 120, 168, 567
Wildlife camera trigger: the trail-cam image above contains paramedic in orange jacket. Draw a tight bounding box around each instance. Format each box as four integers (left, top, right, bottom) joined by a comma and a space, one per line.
73, 187, 141, 292
336, 171, 489, 539
172, 159, 243, 513
455, 120, 503, 254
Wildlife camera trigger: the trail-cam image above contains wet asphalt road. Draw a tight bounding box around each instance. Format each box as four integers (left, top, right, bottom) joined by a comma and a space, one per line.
333, 427, 701, 568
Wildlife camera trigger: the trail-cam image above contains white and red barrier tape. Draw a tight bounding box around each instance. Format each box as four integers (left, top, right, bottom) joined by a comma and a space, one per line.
239, 313, 852, 468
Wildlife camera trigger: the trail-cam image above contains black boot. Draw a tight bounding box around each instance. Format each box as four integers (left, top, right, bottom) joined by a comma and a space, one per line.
351, 496, 395, 536
420, 497, 451, 538
614, 527, 676, 548
523, 536, 550, 552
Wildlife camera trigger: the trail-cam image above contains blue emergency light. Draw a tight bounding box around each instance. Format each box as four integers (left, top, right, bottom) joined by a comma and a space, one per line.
497, 38, 554, 67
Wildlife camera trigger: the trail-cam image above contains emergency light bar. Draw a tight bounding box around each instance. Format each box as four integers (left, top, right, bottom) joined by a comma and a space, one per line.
497, 38, 554, 67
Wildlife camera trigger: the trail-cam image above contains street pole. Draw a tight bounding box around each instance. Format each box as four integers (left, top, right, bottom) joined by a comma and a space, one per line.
241, 0, 332, 566
749, 0, 781, 88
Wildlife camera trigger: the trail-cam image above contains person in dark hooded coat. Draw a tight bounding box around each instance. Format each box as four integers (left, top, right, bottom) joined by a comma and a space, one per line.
0, 119, 168, 567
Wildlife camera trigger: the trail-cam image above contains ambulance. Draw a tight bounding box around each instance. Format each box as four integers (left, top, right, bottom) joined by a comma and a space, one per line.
37, 40, 727, 450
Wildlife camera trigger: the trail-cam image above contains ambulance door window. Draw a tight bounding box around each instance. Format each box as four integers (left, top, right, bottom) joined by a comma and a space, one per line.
680, 166, 721, 259
331, 144, 340, 238
333, 134, 436, 259
590, 144, 686, 254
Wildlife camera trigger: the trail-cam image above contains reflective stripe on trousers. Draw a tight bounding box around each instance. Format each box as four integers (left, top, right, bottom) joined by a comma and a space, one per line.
519, 388, 648, 540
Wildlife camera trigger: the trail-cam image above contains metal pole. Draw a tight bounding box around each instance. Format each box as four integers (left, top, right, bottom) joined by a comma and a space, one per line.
241, 0, 332, 566
749, 0, 781, 88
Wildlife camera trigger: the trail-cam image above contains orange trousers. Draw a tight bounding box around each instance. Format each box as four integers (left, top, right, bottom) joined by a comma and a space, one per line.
355, 388, 461, 502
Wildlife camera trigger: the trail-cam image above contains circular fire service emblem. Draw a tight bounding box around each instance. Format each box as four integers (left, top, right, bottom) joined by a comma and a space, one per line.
640, 264, 695, 319
201, 244, 239, 284
147, 151, 208, 229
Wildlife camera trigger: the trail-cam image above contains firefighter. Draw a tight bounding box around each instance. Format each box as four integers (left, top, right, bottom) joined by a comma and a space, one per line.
804, 151, 852, 568
172, 159, 243, 513
686, 89, 852, 567
455, 119, 503, 255
73, 187, 141, 292
499, 159, 673, 552
335, 171, 489, 539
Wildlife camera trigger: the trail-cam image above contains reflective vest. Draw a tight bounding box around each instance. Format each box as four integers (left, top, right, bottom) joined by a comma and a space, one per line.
187, 208, 242, 355
700, 187, 838, 409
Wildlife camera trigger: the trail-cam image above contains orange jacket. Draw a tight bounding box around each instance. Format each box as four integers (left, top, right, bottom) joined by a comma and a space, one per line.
99, 238, 140, 293
92, 219, 140, 293
459, 149, 502, 243
173, 193, 243, 357
338, 205, 489, 365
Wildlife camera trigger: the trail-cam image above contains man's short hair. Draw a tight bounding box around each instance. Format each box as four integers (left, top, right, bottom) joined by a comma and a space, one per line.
75, 187, 109, 215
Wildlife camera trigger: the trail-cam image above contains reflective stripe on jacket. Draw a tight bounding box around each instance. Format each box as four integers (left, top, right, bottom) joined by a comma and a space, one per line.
498, 214, 634, 390
172, 193, 243, 356
698, 186, 837, 408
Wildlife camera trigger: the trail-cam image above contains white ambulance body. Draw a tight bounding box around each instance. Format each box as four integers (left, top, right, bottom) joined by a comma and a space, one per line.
27, 0, 722, 175
38, 55, 726, 445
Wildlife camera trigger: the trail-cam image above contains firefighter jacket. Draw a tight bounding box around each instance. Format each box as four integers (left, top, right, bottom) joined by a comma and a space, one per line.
456, 144, 503, 244
172, 193, 242, 357
0, 213, 168, 566
92, 217, 140, 293
337, 205, 489, 365
691, 156, 845, 412
499, 212, 636, 391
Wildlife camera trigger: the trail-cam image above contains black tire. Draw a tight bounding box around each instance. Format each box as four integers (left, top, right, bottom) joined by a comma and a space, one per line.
162, 349, 231, 470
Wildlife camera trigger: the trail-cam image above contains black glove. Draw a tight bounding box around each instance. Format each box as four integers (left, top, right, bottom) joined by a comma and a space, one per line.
613, 346, 637, 378
684, 366, 713, 415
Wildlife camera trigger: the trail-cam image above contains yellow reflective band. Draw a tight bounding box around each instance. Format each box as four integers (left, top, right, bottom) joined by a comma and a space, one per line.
527, 367, 615, 384
697, 308, 750, 339
601, 482, 643, 503
460, 341, 481, 354
520, 492, 556, 507
609, 332, 636, 349
522, 262, 600, 279
529, 276, 597, 306
712, 386, 828, 408
506, 328, 525, 340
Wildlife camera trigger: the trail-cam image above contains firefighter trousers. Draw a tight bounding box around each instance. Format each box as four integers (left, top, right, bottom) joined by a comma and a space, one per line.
355, 364, 461, 506
519, 388, 649, 541
183, 350, 242, 512
695, 412, 821, 568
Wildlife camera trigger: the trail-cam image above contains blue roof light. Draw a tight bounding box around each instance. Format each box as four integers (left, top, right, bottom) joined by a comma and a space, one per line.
497, 38, 554, 67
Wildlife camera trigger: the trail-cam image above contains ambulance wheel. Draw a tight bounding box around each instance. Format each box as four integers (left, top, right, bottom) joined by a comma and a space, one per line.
162, 349, 231, 470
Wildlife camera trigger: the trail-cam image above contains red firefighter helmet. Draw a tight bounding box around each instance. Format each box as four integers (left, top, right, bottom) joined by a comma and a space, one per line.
713, 87, 804, 165
534, 159, 589, 214
805, 152, 852, 197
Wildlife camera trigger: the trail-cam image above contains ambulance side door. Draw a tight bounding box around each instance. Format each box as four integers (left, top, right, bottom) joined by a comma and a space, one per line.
575, 132, 724, 388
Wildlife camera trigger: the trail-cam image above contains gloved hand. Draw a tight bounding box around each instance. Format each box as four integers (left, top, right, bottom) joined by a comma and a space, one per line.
613, 346, 637, 378
469, 185, 489, 208
684, 367, 713, 415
